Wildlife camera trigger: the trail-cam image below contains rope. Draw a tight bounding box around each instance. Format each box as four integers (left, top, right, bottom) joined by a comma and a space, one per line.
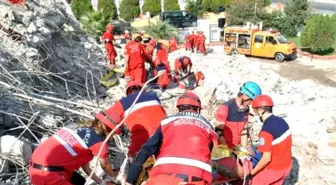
84, 72, 165, 185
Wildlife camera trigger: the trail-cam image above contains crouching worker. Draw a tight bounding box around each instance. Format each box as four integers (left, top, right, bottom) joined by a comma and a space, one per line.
178, 71, 205, 90
174, 56, 193, 78
246, 95, 292, 185
152, 59, 171, 91
29, 115, 120, 185
126, 92, 218, 185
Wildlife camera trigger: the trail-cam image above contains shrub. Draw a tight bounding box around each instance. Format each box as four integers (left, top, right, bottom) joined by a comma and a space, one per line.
283, 0, 311, 37
142, 0, 161, 17
146, 20, 178, 40
119, 0, 141, 21
186, 0, 205, 17
98, 0, 118, 20
300, 14, 336, 53
71, 0, 93, 19
80, 10, 111, 37
164, 0, 180, 11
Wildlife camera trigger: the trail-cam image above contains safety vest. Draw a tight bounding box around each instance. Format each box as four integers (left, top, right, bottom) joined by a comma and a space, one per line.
150, 112, 217, 183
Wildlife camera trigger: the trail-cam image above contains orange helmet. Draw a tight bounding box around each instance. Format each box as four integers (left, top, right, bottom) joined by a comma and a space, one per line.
195, 72, 205, 80
176, 91, 201, 109
126, 81, 143, 95
95, 109, 123, 134
106, 24, 114, 31
252, 95, 274, 108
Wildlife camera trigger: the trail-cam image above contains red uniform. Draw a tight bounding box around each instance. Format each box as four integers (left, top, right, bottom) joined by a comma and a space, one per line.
169, 36, 178, 52
124, 41, 146, 83
153, 60, 171, 89
216, 99, 249, 149
199, 33, 206, 55
184, 34, 192, 51
190, 33, 196, 52
195, 33, 201, 52
250, 115, 292, 185
104, 92, 167, 157
174, 56, 192, 75
102, 31, 117, 65
156, 43, 168, 62
29, 127, 108, 185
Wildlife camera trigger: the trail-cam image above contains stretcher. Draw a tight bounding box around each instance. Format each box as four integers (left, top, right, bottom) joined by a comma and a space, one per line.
99, 67, 124, 88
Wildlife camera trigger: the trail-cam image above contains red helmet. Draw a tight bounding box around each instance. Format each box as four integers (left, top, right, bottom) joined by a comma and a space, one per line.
195, 72, 205, 80
126, 81, 143, 95
176, 91, 201, 109
106, 24, 114, 31
183, 57, 190, 64
149, 39, 156, 46
95, 109, 122, 134
252, 95, 274, 108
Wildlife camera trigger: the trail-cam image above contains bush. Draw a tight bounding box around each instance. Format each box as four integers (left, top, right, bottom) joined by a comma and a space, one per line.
119, 0, 141, 21
80, 10, 111, 37
146, 20, 178, 40
283, 0, 311, 37
300, 14, 336, 53
98, 0, 118, 20
164, 0, 180, 11
227, 0, 265, 25
71, 0, 93, 19
142, 0, 161, 17
203, 0, 232, 12
186, 0, 205, 17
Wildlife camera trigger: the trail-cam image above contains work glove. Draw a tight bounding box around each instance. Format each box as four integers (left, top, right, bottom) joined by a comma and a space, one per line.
244, 173, 253, 185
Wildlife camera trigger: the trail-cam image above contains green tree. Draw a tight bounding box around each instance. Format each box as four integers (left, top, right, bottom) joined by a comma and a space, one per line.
300, 14, 336, 53
226, 0, 265, 25
283, 0, 311, 36
98, 0, 118, 20
164, 0, 180, 11
146, 20, 178, 40
186, 0, 205, 17
142, 0, 161, 17
80, 10, 110, 37
202, 0, 232, 12
119, 0, 141, 21
71, 0, 93, 19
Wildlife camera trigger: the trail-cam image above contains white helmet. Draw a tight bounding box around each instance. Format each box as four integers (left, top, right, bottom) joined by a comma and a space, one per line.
125, 30, 129, 33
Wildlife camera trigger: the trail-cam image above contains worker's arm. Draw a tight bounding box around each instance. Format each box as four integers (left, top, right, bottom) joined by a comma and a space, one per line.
251, 131, 273, 176
216, 105, 229, 145
99, 157, 115, 178
240, 123, 248, 147
251, 151, 271, 175
81, 163, 103, 184
126, 126, 164, 185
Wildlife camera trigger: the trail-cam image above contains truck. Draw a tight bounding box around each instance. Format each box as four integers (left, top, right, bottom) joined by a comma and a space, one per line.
160, 10, 197, 28
223, 26, 297, 62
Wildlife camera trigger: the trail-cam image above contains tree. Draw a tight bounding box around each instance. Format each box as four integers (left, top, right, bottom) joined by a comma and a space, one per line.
283, 0, 311, 36
146, 20, 178, 40
300, 14, 336, 53
119, 0, 141, 21
142, 0, 161, 17
80, 10, 111, 37
203, 0, 232, 12
98, 0, 118, 20
164, 0, 180, 11
71, 0, 93, 19
186, 0, 205, 17
226, 0, 265, 25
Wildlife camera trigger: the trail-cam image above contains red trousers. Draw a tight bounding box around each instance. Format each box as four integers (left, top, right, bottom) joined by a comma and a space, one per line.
105, 44, 117, 65
145, 174, 209, 185
199, 44, 206, 55
125, 64, 146, 83
29, 166, 73, 185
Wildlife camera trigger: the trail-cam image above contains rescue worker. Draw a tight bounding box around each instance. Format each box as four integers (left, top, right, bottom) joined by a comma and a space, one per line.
124, 30, 132, 41
152, 59, 171, 91
124, 36, 146, 83
178, 71, 205, 90
169, 36, 178, 52
214, 82, 261, 179
190, 31, 196, 52
199, 31, 206, 55
29, 116, 119, 185
126, 92, 218, 185
145, 39, 156, 66
102, 81, 167, 158
195, 31, 201, 52
102, 24, 117, 68
247, 95, 292, 185
155, 42, 168, 62
174, 56, 193, 77
184, 33, 192, 51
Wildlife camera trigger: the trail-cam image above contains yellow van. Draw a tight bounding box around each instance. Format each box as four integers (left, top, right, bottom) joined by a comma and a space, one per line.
224, 27, 297, 62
